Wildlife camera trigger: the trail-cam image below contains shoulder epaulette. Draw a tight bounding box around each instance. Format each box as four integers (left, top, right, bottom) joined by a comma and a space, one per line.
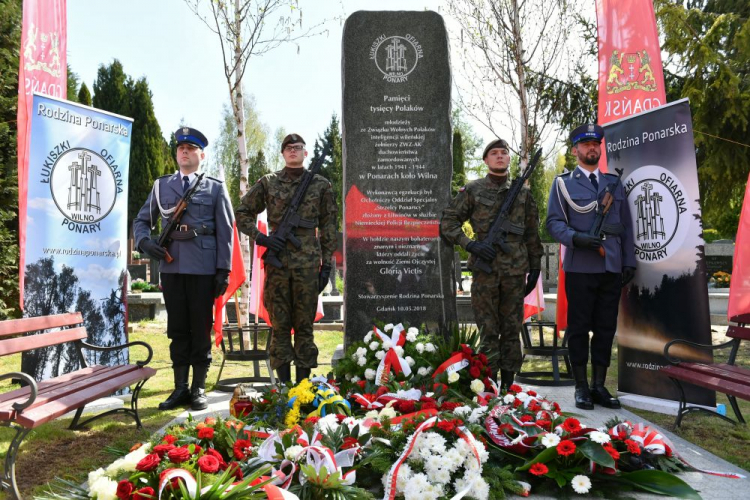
603, 172, 618, 177
156, 174, 170, 180
556, 170, 572, 178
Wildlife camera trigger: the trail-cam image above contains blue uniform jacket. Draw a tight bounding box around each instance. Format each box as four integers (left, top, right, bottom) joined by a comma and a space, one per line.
546, 169, 636, 273
132, 172, 234, 275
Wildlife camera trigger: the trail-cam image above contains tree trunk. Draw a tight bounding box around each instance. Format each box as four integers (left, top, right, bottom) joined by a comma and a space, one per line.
510, 0, 530, 170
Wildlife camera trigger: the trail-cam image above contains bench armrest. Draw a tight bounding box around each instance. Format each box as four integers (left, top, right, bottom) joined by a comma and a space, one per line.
663, 338, 736, 364
0, 372, 38, 412
80, 340, 154, 367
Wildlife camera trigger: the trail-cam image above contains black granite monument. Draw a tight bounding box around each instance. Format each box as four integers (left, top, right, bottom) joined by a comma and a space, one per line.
342, 11, 457, 346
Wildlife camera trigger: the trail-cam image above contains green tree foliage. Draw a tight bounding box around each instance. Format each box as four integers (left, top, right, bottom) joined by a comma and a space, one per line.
267, 126, 288, 173
66, 63, 79, 102
0, 0, 21, 319
77, 82, 92, 106
451, 130, 466, 197
311, 114, 343, 229
92, 61, 170, 231
656, 0, 750, 237
452, 107, 483, 179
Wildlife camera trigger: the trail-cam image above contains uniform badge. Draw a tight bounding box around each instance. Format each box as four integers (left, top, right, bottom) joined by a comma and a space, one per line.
588, 124, 595, 133
182, 127, 189, 135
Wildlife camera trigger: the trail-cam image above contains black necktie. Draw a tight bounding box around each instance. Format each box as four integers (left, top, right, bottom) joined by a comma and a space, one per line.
589, 173, 599, 191
182, 175, 190, 193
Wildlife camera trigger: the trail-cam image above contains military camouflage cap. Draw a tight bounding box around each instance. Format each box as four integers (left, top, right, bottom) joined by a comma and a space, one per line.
281, 133, 306, 151
482, 138, 510, 159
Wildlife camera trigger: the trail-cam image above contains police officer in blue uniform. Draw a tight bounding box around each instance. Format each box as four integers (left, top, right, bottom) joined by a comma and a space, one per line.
546, 124, 636, 410
133, 127, 234, 411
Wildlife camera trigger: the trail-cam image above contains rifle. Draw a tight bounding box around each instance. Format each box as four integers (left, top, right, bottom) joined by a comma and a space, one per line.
474, 148, 542, 274
157, 172, 205, 263
264, 141, 332, 269
588, 167, 624, 257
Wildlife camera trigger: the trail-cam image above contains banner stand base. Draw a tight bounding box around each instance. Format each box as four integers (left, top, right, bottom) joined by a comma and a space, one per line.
618, 392, 718, 416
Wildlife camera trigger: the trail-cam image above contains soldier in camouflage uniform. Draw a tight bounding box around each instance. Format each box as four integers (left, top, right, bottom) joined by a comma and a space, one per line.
441, 139, 543, 391
235, 134, 338, 384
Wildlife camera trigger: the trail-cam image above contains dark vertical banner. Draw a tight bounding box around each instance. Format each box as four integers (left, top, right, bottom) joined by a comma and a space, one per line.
342, 11, 456, 347
23, 94, 132, 380
605, 99, 714, 406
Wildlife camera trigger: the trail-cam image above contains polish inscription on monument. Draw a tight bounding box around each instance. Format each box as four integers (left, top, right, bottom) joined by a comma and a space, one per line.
342, 11, 456, 346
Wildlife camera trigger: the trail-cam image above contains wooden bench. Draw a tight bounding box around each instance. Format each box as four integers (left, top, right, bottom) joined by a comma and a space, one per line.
660, 314, 750, 428
0, 312, 157, 499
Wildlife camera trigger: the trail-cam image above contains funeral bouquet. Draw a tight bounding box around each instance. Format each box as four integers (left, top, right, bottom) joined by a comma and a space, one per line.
334, 322, 440, 393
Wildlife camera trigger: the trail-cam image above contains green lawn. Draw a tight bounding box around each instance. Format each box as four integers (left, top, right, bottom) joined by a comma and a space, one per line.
0, 320, 343, 499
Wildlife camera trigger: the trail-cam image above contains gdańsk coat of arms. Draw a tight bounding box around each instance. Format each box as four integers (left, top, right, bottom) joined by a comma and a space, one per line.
606, 49, 658, 94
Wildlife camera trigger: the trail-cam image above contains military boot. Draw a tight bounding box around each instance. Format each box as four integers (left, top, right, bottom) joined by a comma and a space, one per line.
190, 364, 209, 411
500, 370, 515, 393
296, 366, 311, 384
591, 364, 621, 409
276, 363, 291, 385
572, 365, 594, 410
159, 366, 191, 410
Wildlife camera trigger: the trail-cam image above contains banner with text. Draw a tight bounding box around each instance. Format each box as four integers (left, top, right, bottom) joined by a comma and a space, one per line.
605, 99, 714, 406
23, 94, 132, 380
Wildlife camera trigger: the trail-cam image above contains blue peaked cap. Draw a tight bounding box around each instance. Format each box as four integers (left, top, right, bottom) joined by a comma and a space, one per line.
570, 123, 604, 145
175, 127, 208, 149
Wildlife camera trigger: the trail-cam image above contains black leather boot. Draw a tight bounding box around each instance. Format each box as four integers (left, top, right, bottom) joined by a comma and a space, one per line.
159, 365, 191, 410
572, 365, 594, 410
276, 363, 291, 385
500, 370, 515, 393
591, 364, 621, 409
296, 366, 311, 384
190, 364, 209, 411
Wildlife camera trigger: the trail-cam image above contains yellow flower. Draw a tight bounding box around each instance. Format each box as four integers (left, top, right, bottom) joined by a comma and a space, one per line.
285, 405, 301, 428
288, 379, 316, 405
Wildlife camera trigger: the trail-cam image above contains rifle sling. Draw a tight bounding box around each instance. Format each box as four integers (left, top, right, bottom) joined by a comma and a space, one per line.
602, 223, 625, 236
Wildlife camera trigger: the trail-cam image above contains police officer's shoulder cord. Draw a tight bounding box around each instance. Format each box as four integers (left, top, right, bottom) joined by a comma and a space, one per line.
149, 175, 178, 229
555, 173, 598, 219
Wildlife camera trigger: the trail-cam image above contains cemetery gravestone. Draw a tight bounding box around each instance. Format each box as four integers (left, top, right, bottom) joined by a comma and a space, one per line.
342, 11, 457, 347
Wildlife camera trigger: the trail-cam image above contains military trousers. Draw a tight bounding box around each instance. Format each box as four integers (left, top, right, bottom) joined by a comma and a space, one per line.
263, 266, 319, 370
161, 273, 214, 369
471, 272, 525, 375
565, 271, 622, 367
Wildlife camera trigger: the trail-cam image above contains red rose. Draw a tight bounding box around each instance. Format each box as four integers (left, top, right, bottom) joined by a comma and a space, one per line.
116, 480, 134, 500
375, 386, 389, 398
197, 454, 221, 473
233, 439, 253, 460
395, 400, 416, 413
153, 444, 176, 458
512, 399, 523, 408
341, 437, 360, 450
520, 415, 534, 423
556, 440, 576, 457
167, 446, 192, 463
356, 380, 367, 389
461, 345, 473, 356
227, 462, 243, 480
562, 418, 582, 433
469, 366, 480, 378
133, 487, 156, 500
305, 416, 320, 425
163, 434, 178, 445
192, 444, 203, 455
135, 453, 161, 472
625, 439, 641, 455
439, 401, 462, 411
198, 427, 215, 440
536, 419, 551, 430
529, 463, 549, 476
509, 384, 523, 393
478, 353, 488, 364
205, 447, 228, 468
437, 420, 456, 433
420, 401, 438, 411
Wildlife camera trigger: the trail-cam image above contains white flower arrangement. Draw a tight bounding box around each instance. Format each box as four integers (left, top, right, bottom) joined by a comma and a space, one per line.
540, 432, 561, 448
571, 474, 592, 494
284, 445, 304, 461
447, 372, 460, 383
589, 431, 611, 445
470, 379, 485, 395
365, 368, 376, 380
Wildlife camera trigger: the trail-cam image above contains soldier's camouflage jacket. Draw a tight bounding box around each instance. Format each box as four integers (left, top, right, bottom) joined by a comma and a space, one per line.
236, 169, 338, 269
441, 175, 543, 275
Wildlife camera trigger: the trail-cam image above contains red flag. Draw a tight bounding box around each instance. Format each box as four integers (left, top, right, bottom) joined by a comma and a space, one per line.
17, 0, 67, 309
728, 173, 750, 321
523, 271, 545, 321
555, 0, 667, 331
213, 224, 246, 346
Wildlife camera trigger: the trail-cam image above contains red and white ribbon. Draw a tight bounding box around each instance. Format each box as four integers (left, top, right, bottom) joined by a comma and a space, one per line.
158, 469, 197, 499
432, 352, 469, 378
373, 324, 412, 385
484, 404, 540, 450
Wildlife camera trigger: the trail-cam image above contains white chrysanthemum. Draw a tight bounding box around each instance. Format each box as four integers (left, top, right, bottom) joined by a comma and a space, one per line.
342, 416, 359, 430
385, 323, 394, 331
365, 368, 376, 380
571, 474, 592, 494
470, 379, 485, 394
364, 331, 373, 343
317, 414, 340, 433
403, 473, 431, 500
350, 375, 360, 383
453, 405, 471, 418
515, 392, 530, 402
448, 372, 460, 383
379, 406, 398, 420
541, 432, 561, 448
406, 327, 419, 341
426, 464, 451, 485
503, 393, 516, 404
589, 431, 611, 444
345, 373, 352, 381
405, 356, 415, 367
89, 476, 118, 500
382, 462, 413, 493
357, 356, 367, 366
415, 342, 425, 354
382, 340, 393, 350
369, 341, 380, 351
541, 401, 552, 411
108, 443, 149, 474
444, 447, 464, 472
454, 472, 490, 500
417, 366, 429, 376
88, 468, 107, 487
356, 347, 368, 358
394, 345, 404, 357
284, 445, 304, 461
425, 343, 436, 353
375, 350, 385, 360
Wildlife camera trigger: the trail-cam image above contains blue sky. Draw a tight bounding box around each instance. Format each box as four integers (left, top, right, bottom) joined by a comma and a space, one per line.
66, 0, 469, 165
